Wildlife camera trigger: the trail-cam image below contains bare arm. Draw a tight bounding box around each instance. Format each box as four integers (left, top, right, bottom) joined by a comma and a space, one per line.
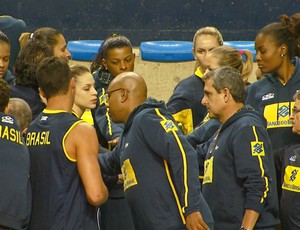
241, 209, 260, 230
66, 122, 108, 206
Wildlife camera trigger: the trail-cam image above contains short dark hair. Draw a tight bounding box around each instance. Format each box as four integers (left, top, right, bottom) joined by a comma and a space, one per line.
0, 79, 10, 112
36, 57, 71, 99
203, 66, 246, 103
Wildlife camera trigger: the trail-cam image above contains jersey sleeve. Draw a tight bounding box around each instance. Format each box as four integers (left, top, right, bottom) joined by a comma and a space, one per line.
139, 108, 209, 217
232, 125, 273, 213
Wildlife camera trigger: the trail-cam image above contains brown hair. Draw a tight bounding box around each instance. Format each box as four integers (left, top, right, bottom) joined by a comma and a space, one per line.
280, 13, 300, 57
70, 65, 90, 83
36, 57, 71, 99
19, 27, 62, 54
208, 46, 253, 86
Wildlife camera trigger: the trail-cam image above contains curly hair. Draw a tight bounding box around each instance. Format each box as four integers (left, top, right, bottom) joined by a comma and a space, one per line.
14, 41, 52, 89
0, 79, 10, 112
280, 13, 300, 57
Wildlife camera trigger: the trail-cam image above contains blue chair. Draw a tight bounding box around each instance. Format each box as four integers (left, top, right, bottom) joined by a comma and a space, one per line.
140, 41, 194, 62
67, 40, 104, 61
223, 41, 256, 61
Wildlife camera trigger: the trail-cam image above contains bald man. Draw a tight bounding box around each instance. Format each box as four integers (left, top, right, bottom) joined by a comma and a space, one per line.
99, 72, 214, 230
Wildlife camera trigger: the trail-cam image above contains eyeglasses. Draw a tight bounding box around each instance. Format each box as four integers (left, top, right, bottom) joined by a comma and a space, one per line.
292, 107, 300, 115
104, 88, 124, 103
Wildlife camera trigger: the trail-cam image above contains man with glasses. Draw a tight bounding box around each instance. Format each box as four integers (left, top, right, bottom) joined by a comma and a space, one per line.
99, 71, 214, 230
274, 90, 300, 230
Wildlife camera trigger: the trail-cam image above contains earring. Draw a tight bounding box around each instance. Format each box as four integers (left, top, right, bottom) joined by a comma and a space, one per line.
281, 54, 284, 58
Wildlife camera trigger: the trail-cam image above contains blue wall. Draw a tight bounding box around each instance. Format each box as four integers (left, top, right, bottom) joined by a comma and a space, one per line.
1, 0, 299, 45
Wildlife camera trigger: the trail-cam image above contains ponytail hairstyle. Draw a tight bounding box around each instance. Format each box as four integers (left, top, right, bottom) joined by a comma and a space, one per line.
90, 33, 133, 73
19, 27, 62, 55
258, 22, 297, 59
208, 46, 253, 86
280, 13, 300, 57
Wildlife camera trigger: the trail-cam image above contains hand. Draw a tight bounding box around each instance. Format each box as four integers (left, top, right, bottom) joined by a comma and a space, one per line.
186, 211, 210, 230
117, 174, 124, 184
108, 137, 119, 147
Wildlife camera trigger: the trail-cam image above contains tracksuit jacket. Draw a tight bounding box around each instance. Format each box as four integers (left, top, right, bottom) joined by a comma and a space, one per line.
246, 57, 300, 151
99, 98, 214, 230
167, 68, 207, 135
274, 144, 300, 230
201, 106, 279, 230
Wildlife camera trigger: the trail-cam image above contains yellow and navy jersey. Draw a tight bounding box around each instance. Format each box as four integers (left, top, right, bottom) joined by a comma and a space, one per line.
274, 144, 300, 229
0, 112, 31, 229
26, 110, 98, 230
246, 57, 300, 151
201, 106, 279, 229
100, 98, 214, 229
167, 68, 207, 135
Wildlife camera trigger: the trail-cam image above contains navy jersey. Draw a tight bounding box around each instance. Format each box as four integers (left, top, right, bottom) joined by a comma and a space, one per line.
246, 57, 300, 151
167, 68, 207, 135
26, 110, 98, 230
0, 113, 31, 229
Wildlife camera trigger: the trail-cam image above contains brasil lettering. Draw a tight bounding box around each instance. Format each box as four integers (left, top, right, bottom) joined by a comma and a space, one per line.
26, 131, 51, 146
0, 125, 23, 145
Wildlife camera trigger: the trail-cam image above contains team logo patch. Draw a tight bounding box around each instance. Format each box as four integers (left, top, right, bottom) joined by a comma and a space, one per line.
251, 141, 265, 156
160, 120, 178, 132
282, 165, 300, 192
122, 159, 138, 191
278, 105, 289, 118
262, 93, 275, 101
1, 116, 14, 124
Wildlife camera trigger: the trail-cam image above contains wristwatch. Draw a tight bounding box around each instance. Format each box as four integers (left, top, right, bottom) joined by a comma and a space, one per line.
240, 227, 247, 230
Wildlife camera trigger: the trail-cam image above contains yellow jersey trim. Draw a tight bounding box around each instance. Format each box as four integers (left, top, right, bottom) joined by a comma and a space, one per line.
62, 120, 84, 162
251, 126, 269, 203
155, 108, 188, 223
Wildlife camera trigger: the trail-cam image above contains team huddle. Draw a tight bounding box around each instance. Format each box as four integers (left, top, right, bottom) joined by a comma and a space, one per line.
1, 12, 300, 230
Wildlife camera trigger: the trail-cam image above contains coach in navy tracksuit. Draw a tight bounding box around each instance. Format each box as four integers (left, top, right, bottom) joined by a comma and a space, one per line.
200, 67, 279, 230
99, 71, 214, 230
